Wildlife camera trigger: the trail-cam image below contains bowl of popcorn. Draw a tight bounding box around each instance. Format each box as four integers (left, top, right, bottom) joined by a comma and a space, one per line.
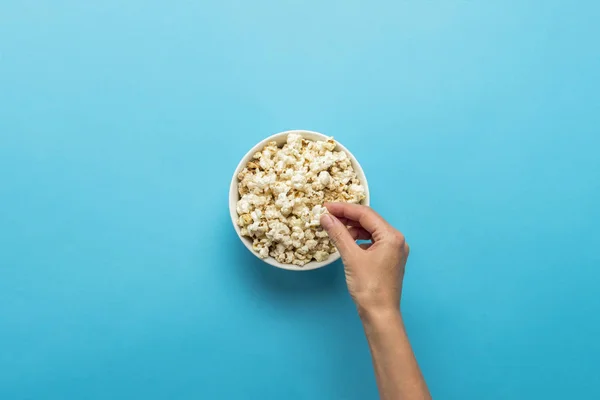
229, 130, 369, 271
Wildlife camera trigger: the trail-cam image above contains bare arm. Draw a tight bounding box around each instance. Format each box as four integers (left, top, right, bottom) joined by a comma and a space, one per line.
362, 309, 430, 400
321, 203, 431, 400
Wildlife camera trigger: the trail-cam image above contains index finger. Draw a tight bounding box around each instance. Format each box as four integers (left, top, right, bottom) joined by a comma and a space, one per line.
325, 203, 392, 241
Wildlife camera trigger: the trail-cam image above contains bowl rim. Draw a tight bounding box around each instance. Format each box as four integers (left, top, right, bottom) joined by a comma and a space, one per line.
229, 129, 370, 271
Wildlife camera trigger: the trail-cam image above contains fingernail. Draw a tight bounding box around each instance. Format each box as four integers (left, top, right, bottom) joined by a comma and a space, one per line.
320, 214, 334, 229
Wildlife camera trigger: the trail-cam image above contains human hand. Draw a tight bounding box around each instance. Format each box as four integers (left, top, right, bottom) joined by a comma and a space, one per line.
321, 204, 429, 399
320, 203, 409, 317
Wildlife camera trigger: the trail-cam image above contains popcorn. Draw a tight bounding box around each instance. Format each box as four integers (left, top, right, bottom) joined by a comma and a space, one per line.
291, 173, 307, 190
237, 198, 252, 215
258, 246, 269, 258
313, 250, 330, 262
236, 134, 366, 266
306, 205, 328, 227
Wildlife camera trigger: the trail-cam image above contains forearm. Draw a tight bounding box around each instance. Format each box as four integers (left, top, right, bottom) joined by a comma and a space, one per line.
361, 308, 431, 400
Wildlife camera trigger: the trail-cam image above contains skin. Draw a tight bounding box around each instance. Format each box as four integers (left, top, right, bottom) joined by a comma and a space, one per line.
320, 203, 431, 400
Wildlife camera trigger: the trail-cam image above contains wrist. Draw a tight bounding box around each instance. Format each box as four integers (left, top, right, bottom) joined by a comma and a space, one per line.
359, 307, 404, 340
357, 304, 402, 325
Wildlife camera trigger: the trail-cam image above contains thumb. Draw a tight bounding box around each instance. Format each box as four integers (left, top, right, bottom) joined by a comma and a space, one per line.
320, 214, 357, 258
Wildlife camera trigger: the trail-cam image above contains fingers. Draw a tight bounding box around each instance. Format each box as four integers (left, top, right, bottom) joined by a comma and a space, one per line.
336, 217, 363, 228
320, 214, 358, 257
348, 226, 372, 241
325, 203, 392, 241
359, 242, 373, 250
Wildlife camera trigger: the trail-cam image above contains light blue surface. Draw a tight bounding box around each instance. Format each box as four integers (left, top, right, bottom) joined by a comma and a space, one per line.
1, 1, 599, 399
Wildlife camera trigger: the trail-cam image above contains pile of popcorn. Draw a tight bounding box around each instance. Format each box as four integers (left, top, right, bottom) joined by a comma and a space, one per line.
236, 133, 366, 266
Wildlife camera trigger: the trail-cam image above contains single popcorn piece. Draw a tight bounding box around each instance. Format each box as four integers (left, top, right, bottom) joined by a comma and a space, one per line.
313, 250, 330, 262
306, 205, 328, 228
258, 246, 269, 259
236, 133, 366, 266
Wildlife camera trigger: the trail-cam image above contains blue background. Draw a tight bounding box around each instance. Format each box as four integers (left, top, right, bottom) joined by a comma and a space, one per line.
1, 1, 599, 399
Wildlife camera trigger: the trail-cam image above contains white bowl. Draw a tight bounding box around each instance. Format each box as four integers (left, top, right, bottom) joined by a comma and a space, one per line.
229, 130, 370, 271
